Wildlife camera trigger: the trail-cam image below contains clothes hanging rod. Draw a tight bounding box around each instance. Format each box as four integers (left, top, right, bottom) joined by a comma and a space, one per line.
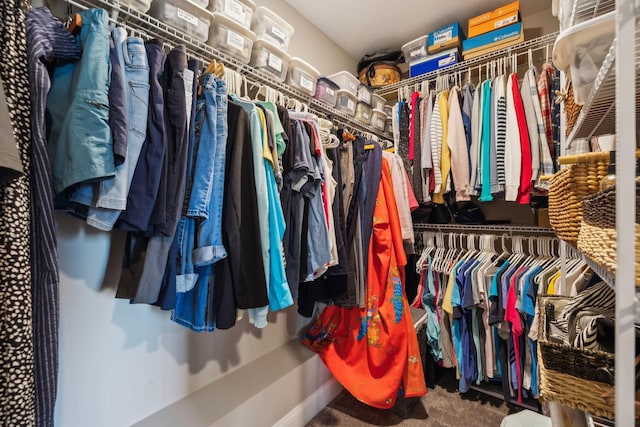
67, 0, 392, 142
376, 31, 559, 97
413, 223, 556, 235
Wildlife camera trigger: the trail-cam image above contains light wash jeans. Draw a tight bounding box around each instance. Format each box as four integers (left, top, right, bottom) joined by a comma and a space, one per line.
71, 28, 150, 230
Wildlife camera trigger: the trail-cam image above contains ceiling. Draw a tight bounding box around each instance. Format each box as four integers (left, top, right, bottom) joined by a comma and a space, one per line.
284, 0, 552, 60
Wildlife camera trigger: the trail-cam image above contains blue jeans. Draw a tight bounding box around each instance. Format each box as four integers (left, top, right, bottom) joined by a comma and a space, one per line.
173, 75, 228, 331
72, 30, 150, 230
47, 8, 113, 195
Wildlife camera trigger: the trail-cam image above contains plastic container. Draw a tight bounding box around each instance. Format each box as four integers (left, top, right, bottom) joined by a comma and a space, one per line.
384, 105, 393, 117
371, 109, 386, 131
384, 118, 393, 134
335, 89, 357, 117
285, 57, 320, 96
357, 83, 372, 104
250, 38, 290, 81
355, 101, 372, 124
371, 93, 386, 111
148, 0, 213, 43
314, 77, 339, 107
553, 11, 615, 104
251, 7, 294, 51
119, 0, 152, 13
208, 13, 256, 63
328, 71, 360, 96
209, 0, 255, 29
401, 34, 429, 64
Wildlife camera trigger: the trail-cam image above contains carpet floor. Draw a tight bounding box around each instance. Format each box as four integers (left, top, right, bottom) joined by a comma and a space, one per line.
306, 370, 533, 426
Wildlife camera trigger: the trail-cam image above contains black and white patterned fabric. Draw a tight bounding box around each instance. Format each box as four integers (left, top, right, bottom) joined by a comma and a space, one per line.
0, 0, 36, 424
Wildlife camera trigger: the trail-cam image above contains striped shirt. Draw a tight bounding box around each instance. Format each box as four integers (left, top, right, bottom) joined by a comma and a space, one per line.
538, 63, 556, 161
495, 75, 507, 187
25, 8, 82, 426
430, 93, 443, 193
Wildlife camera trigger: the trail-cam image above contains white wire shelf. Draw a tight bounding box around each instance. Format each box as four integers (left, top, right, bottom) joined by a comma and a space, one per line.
565, 40, 617, 146
375, 32, 559, 98
570, 0, 616, 27
69, 0, 392, 141
413, 223, 555, 235
579, 250, 616, 289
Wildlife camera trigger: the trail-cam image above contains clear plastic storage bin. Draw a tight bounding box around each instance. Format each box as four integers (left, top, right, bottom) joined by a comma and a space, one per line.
355, 101, 372, 124
250, 38, 290, 81
314, 77, 340, 107
335, 89, 357, 117
209, 0, 255, 29
251, 7, 294, 51
384, 118, 393, 134
119, 0, 152, 13
209, 13, 256, 63
553, 11, 615, 104
371, 93, 386, 111
401, 34, 429, 64
328, 71, 360, 96
371, 109, 386, 131
148, 0, 213, 43
357, 83, 372, 104
286, 57, 320, 96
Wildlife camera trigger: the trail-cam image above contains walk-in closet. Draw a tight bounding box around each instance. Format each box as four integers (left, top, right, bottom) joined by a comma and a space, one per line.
0, 0, 635, 425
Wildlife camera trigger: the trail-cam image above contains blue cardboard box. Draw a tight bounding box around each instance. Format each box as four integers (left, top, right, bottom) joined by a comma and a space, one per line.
462, 22, 522, 54
428, 22, 465, 54
409, 48, 460, 78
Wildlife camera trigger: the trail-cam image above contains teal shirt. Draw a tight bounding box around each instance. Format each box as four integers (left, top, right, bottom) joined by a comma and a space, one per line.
479, 80, 494, 201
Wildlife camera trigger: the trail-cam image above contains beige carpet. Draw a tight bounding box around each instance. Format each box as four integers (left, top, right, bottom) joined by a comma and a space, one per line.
306, 370, 528, 426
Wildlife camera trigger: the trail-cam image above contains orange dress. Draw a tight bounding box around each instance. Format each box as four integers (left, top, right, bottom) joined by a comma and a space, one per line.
302, 158, 427, 408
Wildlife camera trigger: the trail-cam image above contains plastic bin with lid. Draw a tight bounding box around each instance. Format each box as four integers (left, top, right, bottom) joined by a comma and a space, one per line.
553, 11, 615, 104
148, 0, 213, 43
384, 117, 393, 134
119, 0, 152, 13
335, 90, 357, 117
250, 38, 290, 81
357, 83, 372, 104
401, 34, 429, 64
328, 71, 360, 96
314, 77, 339, 107
355, 102, 372, 124
372, 93, 386, 111
371, 109, 386, 131
251, 7, 294, 51
286, 57, 320, 96
209, 13, 256, 64
209, 0, 255, 29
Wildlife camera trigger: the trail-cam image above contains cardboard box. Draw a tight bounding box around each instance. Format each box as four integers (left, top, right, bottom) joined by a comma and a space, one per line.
468, 9, 520, 38
463, 26, 524, 60
409, 48, 460, 78
468, 0, 520, 36
462, 22, 523, 56
428, 22, 465, 54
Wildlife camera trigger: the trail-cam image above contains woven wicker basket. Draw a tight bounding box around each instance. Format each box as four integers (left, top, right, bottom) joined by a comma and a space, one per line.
577, 182, 640, 285
548, 160, 609, 245
538, 296, 614, 420
564, 80, 582, 137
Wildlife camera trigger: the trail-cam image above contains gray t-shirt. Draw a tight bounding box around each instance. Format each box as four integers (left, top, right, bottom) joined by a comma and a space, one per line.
0, 79, 23, 184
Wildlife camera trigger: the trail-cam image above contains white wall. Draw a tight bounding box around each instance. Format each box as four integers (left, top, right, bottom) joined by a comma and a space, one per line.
54, 2, 355, 426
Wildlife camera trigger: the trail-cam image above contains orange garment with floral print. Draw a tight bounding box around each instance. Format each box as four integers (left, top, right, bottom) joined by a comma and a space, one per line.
302, 158, 427, 409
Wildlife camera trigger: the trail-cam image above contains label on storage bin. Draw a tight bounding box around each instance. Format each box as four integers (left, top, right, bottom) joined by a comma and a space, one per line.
495, 14, 518, 28
347, 99, 355, 111
300, 74, 314, 91
363, 112, 370, 120
434, 29, 453, 44
177, 8, 199, 26
438, 53, 456, 67
227, 30, 245, 51
270, 25, 286, 43
224, 0, 246, 24
326, 88, 335, 96
268, 53, 283, 72
409, 48, 423, 59
377, 118, 384, 128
